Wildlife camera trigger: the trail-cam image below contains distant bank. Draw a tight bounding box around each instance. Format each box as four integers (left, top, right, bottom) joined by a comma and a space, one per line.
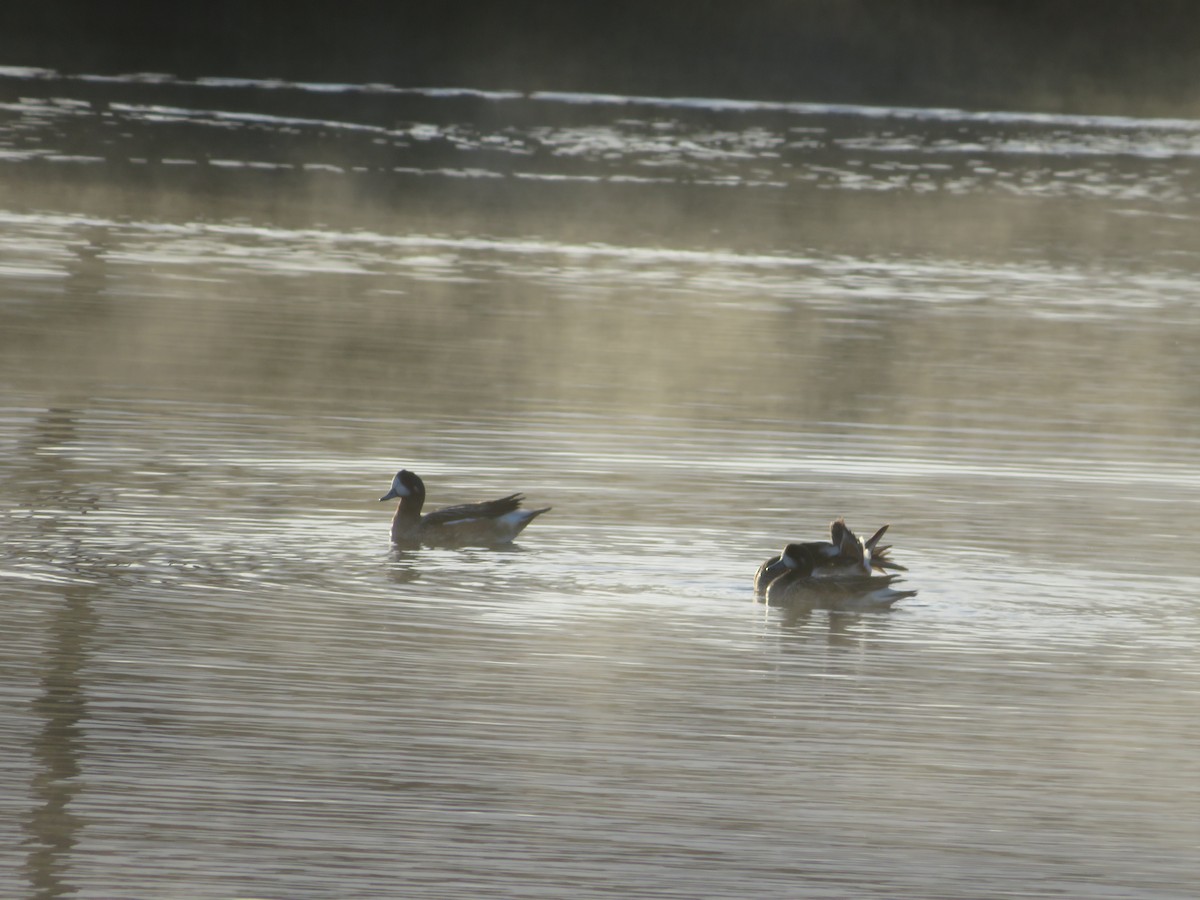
2, 0, 1199, 117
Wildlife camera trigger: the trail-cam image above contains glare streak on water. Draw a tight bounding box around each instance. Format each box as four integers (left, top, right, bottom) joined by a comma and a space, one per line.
6, 66, 1200, 210
4, 208, 1200, 324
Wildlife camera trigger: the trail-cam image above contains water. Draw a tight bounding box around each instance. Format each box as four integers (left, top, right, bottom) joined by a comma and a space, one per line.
2, 67, 1200, 899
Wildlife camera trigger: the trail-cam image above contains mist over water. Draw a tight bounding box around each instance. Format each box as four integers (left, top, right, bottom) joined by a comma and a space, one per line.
2, 66, 1200, 899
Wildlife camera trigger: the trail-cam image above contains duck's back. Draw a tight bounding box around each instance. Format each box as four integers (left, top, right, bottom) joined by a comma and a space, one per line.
418, 495, 550, 547
421, 494, 525, 527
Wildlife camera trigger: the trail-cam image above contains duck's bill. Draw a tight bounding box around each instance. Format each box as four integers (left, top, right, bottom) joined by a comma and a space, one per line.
379, 488, 399, 501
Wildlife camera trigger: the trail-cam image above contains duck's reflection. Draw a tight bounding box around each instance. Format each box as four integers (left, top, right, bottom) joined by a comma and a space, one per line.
385, 547, 423, 584
760, 594, 903, 657
24, 584, 96, 900
757, 571, 913, 649
17, 407, 99, 900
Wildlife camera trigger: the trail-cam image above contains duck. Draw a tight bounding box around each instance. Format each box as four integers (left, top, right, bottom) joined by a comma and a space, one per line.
379, 469, 551, 548
762, 542, 917, 611
753, 518, 904, 594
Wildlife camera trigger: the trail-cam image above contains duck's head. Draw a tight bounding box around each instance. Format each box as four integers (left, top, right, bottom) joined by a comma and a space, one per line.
779, 543, 818, 576
379, 469, 424, 502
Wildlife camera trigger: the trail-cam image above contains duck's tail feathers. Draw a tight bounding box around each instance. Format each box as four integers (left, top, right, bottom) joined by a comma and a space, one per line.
864, 524, 890, 550
865, 525, 908, 572
870, 549, 908, 573
505, 505, 551, 535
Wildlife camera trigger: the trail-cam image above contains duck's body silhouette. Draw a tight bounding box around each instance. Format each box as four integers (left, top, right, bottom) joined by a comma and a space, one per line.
754, 518, 904, 594
380, 469, 550, 548
761, 542, 916, 611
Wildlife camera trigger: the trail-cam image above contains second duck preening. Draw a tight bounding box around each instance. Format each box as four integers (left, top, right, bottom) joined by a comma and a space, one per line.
753, 518, 905, 593
762, 542, 917, 611
755, 519, 916, 611
380, 469, 551, 548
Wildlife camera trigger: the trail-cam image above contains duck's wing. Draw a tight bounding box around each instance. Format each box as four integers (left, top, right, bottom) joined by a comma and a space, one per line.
804, 524, 870, 576
837, 523, 866, 558
829, 518, 848, 545
422, 493, 526, 527
421, 495, 551, 547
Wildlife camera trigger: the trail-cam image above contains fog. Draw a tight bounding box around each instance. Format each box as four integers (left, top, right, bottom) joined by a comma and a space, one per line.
4, 13, 1200, 900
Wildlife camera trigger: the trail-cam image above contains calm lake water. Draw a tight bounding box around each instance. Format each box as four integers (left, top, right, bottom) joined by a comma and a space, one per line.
2, 66, 1200, 899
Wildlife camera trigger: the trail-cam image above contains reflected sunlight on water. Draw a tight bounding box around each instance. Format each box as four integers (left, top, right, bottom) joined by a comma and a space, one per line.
2, 68, 1200, 898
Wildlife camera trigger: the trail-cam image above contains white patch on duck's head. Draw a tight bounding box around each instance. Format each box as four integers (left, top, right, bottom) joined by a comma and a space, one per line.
379, 469, 415, 501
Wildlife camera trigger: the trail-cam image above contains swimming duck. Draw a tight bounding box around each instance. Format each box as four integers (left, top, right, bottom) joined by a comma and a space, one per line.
762, 542, 917, 611
379, 469, 551, 548
753, 518, 904, 594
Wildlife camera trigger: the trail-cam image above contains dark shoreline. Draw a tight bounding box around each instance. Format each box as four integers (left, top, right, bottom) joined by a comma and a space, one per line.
2, 1, 1199, 117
